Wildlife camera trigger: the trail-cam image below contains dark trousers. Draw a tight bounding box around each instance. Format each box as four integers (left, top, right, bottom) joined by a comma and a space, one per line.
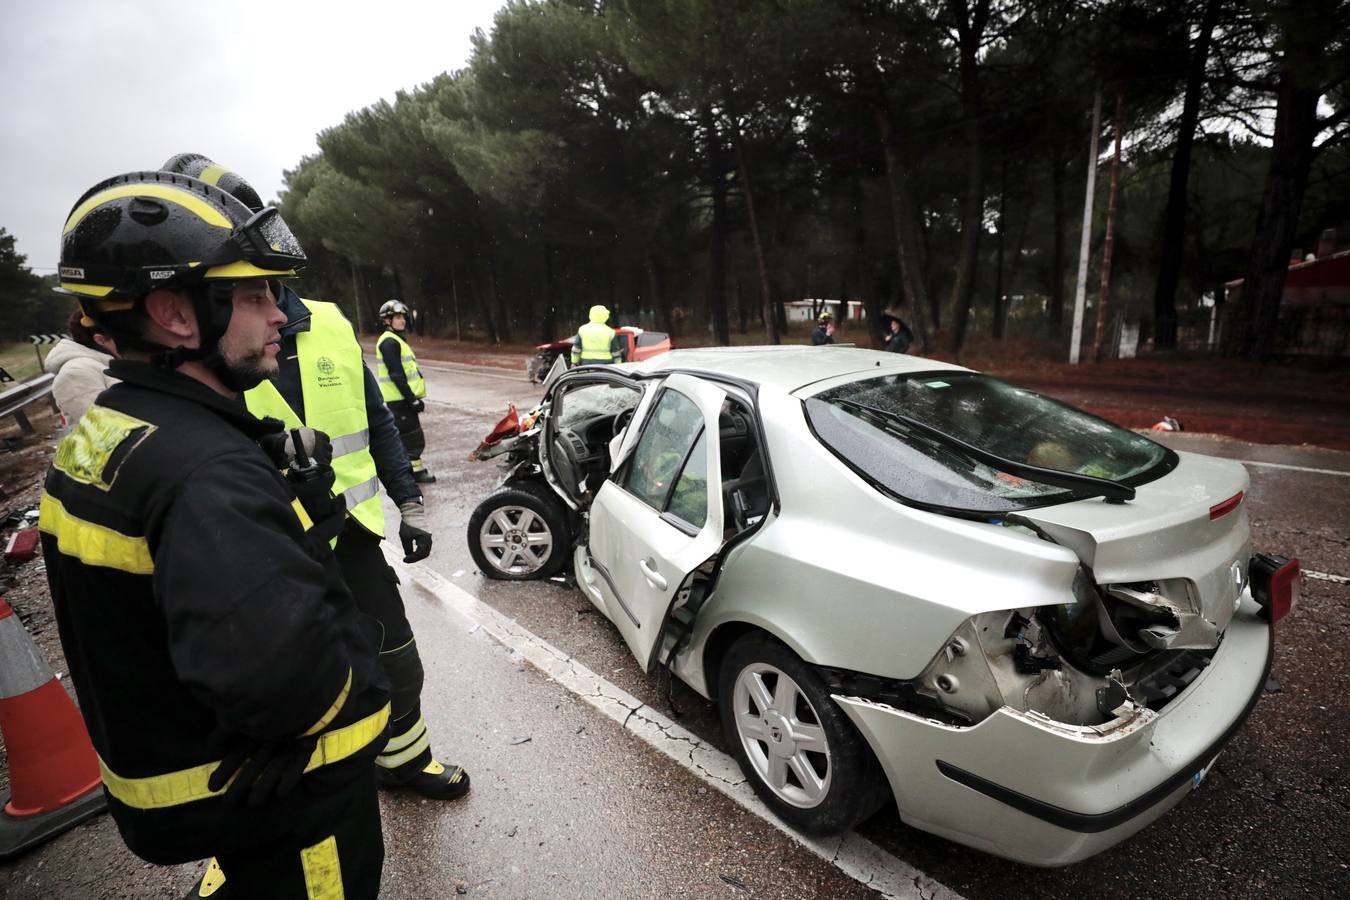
388, 400, 427, 471
334, 521, 433, 777
215, 769, 383, 899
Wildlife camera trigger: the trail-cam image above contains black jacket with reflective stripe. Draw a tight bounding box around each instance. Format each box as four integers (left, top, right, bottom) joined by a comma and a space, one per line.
40, 360, 389, 864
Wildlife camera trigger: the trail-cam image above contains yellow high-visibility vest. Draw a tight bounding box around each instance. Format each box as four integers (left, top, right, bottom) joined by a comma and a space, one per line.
573, 321, 617, 363
376, 331, 426, 402
244, 300, 385, 538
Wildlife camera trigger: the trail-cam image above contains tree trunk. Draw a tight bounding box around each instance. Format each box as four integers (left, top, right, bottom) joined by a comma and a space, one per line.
701, 106, 731, 345
876, 106, 931, 352
1234, 65, 1324, 359
487, 255, 509, 343
731, 124, 779, 344
1152, 0, 1222, 350
647, 254, 673, 336
1049, 136, 1067, 329
992, 152, 1007, 340
948, 0, 990, 356
449, 263, 463, 342
1094, 93, 1125, 362
542, 245, 558, 343
466, 250, 499, 345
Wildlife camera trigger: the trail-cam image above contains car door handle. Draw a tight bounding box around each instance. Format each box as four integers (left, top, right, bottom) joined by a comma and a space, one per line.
639, 558, 668, 591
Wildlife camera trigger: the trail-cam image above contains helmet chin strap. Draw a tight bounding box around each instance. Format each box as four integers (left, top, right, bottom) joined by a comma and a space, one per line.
94, 282, 264, 390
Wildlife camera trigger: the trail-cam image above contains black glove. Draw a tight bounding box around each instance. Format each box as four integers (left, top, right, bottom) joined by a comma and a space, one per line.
398, 500, 433, 563
411, 398, 425, 414
260, 428, 345, 542
208, 735, 318, 808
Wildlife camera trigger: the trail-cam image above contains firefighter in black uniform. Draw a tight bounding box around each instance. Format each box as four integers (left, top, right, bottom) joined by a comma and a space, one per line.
39, 170, 390, 898
156, 156, 469, 815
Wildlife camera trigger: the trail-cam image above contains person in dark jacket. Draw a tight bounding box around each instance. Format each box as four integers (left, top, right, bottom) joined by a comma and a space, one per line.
41, 170, 390, 898
810, 312, 835, 345
883, 316, 914, 354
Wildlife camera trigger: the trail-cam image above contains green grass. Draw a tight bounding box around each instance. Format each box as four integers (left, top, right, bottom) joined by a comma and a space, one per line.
0, 342, 46, 383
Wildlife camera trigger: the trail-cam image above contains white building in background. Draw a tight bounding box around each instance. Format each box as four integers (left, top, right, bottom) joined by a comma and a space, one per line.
783, 299, 867, 323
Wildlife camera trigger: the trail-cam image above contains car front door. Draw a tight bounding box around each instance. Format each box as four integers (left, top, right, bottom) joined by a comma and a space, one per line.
586, 374, 727, 671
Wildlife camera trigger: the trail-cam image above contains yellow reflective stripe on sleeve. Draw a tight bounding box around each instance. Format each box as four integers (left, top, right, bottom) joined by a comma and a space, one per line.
203, 261, 297, 280
197, 164, 228, 186
300, 835, 345, 900
65, 183, 231, 234
38, 494, 153, 575
59, 282, 115, 297
303, 669, 352, 737
291, 499, 315, 532
98, 703, 391, 810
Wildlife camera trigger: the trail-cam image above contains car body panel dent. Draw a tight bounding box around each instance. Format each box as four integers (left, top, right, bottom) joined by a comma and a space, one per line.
833, 596, 1271, 866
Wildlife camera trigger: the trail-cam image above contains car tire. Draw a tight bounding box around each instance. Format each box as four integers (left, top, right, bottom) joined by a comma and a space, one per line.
467, 481, 571, 581
718, 633, 890, 835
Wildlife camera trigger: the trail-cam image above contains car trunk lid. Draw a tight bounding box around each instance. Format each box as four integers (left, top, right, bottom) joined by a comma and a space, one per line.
1015, 451, 1252, 643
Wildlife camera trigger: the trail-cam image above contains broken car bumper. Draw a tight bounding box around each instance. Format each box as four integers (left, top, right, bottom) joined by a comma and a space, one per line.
834, 595, 1273, 866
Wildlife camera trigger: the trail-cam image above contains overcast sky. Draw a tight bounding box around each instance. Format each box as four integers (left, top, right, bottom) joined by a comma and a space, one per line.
0, 0, 507, 273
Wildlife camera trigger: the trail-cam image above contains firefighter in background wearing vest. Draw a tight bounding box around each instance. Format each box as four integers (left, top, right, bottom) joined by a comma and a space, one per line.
570, 304, 624, 365
41, 170, 390, 898
376, 299, 434, 483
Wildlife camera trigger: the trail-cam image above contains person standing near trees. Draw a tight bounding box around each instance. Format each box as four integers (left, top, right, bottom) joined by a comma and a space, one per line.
883, 313, 915, 354
811, 312, 835, 345
570, 304, 624, 365
42, 168, 390, 898
376, 299, 437, 485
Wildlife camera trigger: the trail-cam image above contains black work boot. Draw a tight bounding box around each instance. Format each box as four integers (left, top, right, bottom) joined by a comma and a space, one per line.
412, 469, 437, 484
377, 759, 470, 801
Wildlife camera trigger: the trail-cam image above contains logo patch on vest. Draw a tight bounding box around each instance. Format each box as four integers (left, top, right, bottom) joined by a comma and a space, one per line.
315, 355, 343, 388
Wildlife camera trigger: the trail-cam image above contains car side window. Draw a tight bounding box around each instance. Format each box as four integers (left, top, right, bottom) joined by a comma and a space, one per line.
622, 389, 705, 519
666, 431, 708, 529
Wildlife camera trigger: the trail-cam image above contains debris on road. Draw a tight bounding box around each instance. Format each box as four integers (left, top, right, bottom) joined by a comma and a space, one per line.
510, 735, 532, 745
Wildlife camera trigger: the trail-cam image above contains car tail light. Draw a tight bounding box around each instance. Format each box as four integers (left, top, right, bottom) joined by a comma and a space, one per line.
1209, 491, 1244, 520
1250, 553, 1300, 624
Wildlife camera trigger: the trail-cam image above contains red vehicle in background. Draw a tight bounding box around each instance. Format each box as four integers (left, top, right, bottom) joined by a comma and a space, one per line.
526, 326, 672, 383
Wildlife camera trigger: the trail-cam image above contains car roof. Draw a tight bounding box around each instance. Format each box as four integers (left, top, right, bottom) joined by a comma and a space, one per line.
625, 345, 970, 393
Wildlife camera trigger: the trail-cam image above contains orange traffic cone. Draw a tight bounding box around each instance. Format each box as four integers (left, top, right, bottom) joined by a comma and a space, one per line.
0, 597, 105, 859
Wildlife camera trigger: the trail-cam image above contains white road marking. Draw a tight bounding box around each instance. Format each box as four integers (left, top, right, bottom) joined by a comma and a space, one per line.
1237, 459, 1350, 477
389, 551, 966, 900
1305, 569, 1350, 585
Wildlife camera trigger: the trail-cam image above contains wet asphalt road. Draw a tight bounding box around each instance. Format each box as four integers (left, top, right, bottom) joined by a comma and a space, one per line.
2, 360, 1345, 899
412, 361, 1350, 900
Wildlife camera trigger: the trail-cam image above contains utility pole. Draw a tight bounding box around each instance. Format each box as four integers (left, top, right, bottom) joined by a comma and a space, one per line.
1093, 93, 1125, 362
1069, 90, 1102, 365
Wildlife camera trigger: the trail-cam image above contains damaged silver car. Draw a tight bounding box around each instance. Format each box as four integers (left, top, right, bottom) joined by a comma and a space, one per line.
467, 346, 1300, 865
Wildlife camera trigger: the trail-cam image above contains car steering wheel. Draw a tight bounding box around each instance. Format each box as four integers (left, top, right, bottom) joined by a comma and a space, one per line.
612, 407, 636, 440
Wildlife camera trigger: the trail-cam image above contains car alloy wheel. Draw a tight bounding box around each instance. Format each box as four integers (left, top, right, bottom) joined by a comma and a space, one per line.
480, 505, 554, 576
718, 634, 889, 834
467, 482, 571, 580
732, 662, 833, 808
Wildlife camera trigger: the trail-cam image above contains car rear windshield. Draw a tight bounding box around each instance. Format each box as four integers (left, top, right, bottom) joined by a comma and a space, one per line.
805, 372, 1173, 514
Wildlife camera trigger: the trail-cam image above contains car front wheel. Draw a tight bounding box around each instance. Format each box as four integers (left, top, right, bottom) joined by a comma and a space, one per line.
718, 634, 889, 834
467, 482, 571, 580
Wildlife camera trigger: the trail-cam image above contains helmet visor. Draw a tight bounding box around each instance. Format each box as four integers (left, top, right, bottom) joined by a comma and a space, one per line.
222, 207, 306, 273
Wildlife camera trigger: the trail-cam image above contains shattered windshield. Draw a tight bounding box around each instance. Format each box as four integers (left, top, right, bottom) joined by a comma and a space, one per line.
805, 372, 1174, 514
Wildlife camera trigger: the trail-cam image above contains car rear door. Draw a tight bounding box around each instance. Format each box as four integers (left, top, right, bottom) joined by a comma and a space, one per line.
585, 374, 727, 671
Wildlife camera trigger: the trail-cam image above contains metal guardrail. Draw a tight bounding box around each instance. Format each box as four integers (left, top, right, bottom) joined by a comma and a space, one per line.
1, 374, 58, 435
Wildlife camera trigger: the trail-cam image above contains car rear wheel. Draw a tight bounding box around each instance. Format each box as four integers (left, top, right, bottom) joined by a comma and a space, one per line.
718, 634, 890, 834
468, 482, 571, 580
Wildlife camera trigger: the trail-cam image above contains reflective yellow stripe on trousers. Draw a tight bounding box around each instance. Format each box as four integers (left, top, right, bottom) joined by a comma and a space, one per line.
97, 704, 390, 810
